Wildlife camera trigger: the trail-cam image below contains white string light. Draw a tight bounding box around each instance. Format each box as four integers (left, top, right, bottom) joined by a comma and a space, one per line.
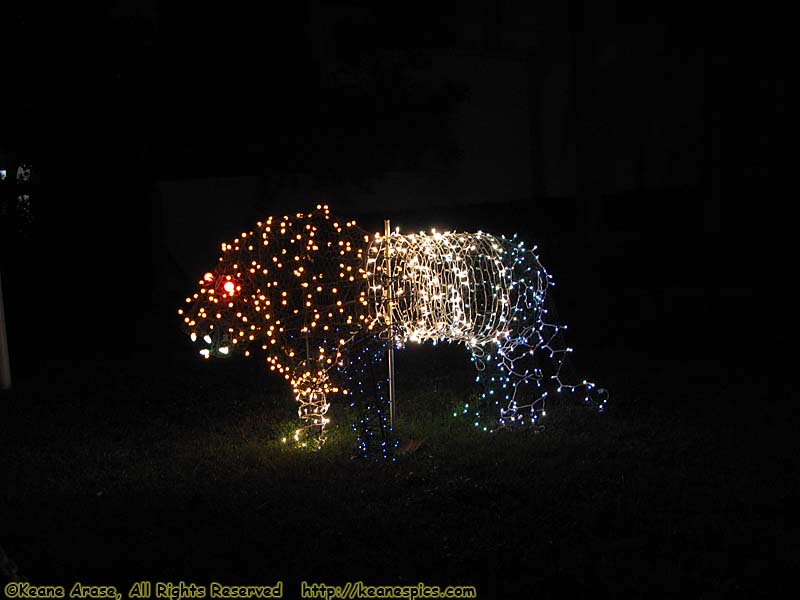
367, 230, 512, 345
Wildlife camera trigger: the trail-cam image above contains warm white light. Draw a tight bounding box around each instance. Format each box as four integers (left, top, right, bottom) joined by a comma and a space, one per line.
366, 230, 511, 345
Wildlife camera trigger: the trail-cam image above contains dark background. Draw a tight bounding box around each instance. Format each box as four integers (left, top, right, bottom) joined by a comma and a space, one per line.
0, 0, 793, 593
3, 0, 775, 371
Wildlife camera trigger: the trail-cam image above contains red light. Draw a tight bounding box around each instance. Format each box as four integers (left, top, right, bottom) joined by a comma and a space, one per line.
223, 281, 236, 295
203, 272, 214, 282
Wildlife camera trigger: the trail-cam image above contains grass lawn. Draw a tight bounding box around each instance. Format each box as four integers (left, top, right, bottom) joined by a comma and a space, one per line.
0, 341, 794, 598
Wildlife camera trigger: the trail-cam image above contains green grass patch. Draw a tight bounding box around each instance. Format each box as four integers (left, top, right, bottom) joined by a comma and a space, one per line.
0, 350, 794, 597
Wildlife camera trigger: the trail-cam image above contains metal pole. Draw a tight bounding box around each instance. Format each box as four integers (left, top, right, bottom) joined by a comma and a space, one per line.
0, 272, 12, 390
384, 219, 396, 428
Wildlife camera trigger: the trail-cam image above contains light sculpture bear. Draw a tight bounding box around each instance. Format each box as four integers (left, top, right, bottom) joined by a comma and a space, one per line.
179, 205, 606, 457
